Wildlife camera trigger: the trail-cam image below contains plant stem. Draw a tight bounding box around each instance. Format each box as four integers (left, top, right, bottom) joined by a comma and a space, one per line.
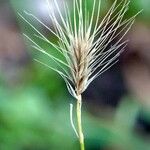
77, 94, 85, 150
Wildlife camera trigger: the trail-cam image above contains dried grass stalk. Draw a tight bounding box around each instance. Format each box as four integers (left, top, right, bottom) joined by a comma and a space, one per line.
19, 0, 140, 149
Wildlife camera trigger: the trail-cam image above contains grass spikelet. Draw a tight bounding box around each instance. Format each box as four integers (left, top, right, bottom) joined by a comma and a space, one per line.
19, 0, 140, 149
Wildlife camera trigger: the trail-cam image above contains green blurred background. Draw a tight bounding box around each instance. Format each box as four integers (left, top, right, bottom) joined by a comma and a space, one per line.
0, 0, 150, 149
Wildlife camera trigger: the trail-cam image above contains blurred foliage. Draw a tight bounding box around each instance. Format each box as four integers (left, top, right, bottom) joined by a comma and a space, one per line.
0, 86, 77, 150
0, 86, 150, 149
130, 0, 150, 21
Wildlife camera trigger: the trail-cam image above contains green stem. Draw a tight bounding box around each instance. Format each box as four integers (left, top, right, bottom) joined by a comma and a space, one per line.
77, 94, 85, 150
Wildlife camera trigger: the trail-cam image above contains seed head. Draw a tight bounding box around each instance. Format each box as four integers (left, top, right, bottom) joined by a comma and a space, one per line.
19, 0, 140, 98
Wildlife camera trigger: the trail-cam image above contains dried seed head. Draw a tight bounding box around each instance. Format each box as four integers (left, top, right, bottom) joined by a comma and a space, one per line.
19, 0, 140, 99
